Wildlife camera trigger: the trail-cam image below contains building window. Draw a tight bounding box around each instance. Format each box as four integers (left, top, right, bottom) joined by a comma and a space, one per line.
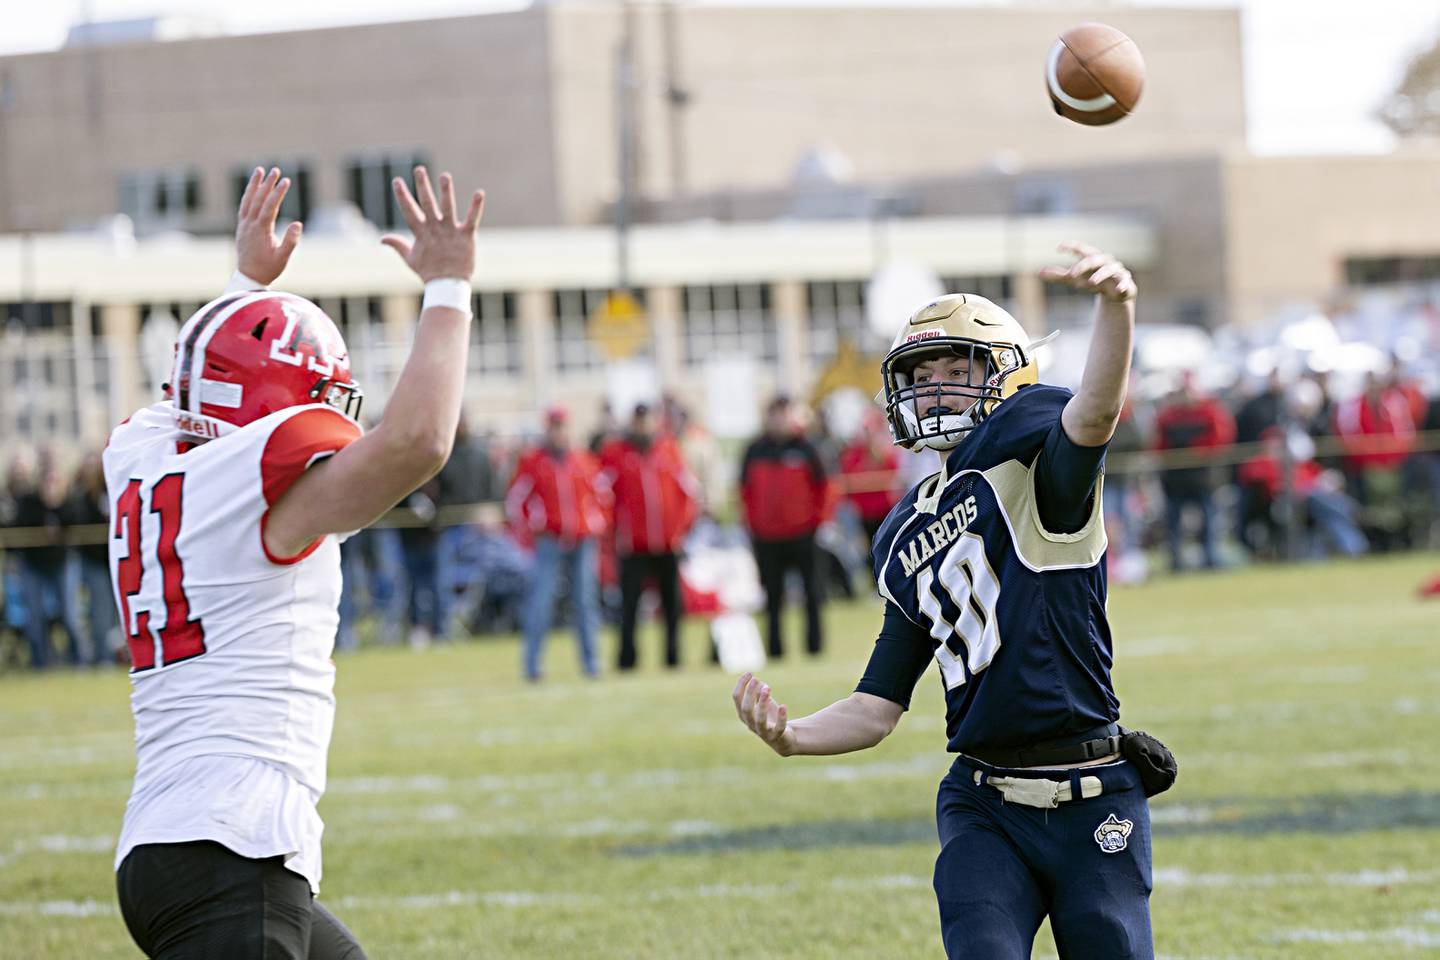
1012, 178, 1074, 215
118, 169, 203, 227
1040, 280, 1096, 329
471, 291, 521, 376
552, 288, 650, 372
683, 283, 775, 366
306, 295, 381, 340
346, 151, 432, 230
939, 275, 1012, 308
1344, 255, 1440, 287
136, 300, 206, 328
232, 162, 312, 224
805, 280, 866, 361
0, 301, 72, 331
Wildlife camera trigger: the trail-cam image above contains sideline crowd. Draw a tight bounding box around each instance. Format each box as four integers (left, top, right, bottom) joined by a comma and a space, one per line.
3, 364, 1438, 673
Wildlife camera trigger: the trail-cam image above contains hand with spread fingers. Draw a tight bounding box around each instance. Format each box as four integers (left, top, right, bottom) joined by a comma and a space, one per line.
1038, 241, 1137, 304
733, 672, 797, 757
380, 165, 486, 284
235, 166, 304, 286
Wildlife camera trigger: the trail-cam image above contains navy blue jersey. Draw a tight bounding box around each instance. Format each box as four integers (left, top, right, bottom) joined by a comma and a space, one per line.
865, 384, 1118, 754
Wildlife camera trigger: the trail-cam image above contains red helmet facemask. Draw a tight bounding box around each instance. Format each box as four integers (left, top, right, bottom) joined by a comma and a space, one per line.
169, 292, 363, 440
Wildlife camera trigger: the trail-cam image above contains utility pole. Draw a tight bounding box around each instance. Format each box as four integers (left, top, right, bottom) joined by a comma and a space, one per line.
661, 0, 690, 196
614, 1, 639, 293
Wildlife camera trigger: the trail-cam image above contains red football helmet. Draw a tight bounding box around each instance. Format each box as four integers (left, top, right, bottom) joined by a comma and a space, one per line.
169, 291, 363, 440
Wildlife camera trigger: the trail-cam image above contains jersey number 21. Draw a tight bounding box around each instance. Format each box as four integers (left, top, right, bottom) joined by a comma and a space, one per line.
113, 474, 207, 671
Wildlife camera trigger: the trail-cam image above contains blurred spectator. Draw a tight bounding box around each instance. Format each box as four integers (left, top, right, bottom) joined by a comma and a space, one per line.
1102, 399, 1148, 583
1154, 372, 1236, 572
1232, 370, 1286, 554
12, 450, 81, 666
506, 407, 608, 681
336, 535, 365, 652
664, 395, 725, 518
601, 403, 699, 671
1386, 360, 1435, 547
1422, 388, 1440, 548
62, 452, 118, 664
838, 412, 902, 546
1234, 370, 1285, 446
1294, 372, 1338, 468
1, 449, 37, 665
1334, 372, 1415, 551
450, 520, 532, 635
588, 401, 622, 455
399, 478, 445, 648
800, 403, 855, 601
1237, 427, 1367, 558
1386, 358, 1427, 427
441, 416, 499, 506
738, 395, 835, 658
340, 526, 408, 648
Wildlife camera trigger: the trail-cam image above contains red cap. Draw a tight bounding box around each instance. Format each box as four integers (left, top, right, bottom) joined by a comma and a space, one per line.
545, 405, 568, 425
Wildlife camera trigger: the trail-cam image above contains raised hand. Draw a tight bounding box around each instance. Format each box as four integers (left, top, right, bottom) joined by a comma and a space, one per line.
1038, 241, 1137, 304
732, 672, 796, 757
235, 167, 303, 286
381, 166, 485, 284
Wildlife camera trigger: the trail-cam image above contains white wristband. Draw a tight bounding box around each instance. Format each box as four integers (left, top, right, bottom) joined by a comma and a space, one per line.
422, 278, 473, 315
224, 270, 267, 294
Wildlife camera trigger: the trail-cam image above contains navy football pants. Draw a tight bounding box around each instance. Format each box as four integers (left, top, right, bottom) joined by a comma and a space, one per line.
934, 755, 1153, 960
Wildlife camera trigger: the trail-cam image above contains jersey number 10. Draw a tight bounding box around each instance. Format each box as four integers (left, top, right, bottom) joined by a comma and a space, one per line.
915, 532, 1002, 691
113, 474, 207, 671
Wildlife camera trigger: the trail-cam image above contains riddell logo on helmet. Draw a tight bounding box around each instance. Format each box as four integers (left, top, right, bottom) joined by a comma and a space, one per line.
905, 330, 944, 343
175, 414, 219, 438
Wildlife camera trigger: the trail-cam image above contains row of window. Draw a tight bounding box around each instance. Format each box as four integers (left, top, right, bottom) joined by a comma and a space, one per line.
118, 151, 431, 231
5, 278, 1018, 377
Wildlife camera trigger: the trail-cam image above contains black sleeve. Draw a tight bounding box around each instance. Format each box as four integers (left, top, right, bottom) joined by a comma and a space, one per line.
1033, 422, 1108, 535
854, 601, 935, 710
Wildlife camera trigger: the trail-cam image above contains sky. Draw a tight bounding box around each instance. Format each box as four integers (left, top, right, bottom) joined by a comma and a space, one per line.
1, 0, 1438, 156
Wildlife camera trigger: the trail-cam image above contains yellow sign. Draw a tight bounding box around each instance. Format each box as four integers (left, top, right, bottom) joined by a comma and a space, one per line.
810, 339, 882, 405
588, 291, 648, 361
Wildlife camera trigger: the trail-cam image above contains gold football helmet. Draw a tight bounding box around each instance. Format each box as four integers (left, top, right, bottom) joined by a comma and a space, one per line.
878, 294, 1054, 451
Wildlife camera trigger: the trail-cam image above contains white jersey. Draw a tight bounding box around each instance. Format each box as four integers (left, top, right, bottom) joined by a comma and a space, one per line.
104, 401, 361, 893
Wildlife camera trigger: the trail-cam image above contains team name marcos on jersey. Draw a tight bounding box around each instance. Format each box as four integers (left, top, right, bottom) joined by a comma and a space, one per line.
896, 495, 979, 578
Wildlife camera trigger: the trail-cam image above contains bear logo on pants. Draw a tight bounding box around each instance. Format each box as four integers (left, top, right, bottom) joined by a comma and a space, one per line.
1094, 813, 1133, 853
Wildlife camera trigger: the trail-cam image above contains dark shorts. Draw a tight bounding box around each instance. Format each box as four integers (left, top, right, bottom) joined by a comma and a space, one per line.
933, 755, 1153, 960
117, 840, 366, 960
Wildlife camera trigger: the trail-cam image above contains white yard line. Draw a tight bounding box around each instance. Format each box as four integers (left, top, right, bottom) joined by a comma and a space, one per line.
1275, 927, 1440, 948
1154, 867, 1440, 888
0, 898, 116, 917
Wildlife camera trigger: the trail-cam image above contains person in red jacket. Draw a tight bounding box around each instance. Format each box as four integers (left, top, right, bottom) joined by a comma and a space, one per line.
601, 403, 700, 671
1153, 371, 1236, 571
505, 407, 609, 681
838, 413, 903, 546
739, 395, 836, 658
1333, 372, 1416, 551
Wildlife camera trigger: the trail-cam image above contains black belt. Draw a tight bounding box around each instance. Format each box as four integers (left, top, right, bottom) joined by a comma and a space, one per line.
965, 724, 1122, 769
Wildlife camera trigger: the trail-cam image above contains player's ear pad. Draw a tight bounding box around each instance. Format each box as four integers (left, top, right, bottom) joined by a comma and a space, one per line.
1119, 728, 1178, 797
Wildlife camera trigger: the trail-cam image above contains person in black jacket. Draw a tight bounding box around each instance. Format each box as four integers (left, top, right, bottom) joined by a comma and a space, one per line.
12, 450, 80, 667
63, 452, 118, 665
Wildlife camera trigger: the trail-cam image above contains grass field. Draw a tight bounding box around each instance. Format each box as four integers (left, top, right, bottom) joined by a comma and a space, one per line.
2, 552, 1439, 958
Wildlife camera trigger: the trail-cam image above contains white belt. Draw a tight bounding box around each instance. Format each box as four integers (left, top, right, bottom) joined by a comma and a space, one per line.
972, 770, 1104, 809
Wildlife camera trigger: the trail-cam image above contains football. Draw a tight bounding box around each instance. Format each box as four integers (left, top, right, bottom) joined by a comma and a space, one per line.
1045, 22, 1145, 126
